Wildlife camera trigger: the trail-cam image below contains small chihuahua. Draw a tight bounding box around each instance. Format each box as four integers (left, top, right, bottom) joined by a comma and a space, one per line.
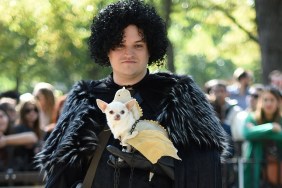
96, 99, 138, 150
96, 98, 167, 152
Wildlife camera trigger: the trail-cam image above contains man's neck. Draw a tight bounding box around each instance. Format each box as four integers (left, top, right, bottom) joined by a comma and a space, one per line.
113, 70, 147, 86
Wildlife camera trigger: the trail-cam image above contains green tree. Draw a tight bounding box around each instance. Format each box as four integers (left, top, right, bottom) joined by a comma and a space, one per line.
0, 0, 111, 93
165, 0, 259, 85
0, 0, 261, 94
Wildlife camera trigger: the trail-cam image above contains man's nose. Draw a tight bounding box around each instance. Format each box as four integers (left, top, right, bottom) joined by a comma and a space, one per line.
124, 47, 134, 57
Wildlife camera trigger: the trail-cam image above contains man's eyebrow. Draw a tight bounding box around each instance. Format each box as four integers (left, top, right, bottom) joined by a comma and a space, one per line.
120, 39, 145, 44
135, 40, 145, 43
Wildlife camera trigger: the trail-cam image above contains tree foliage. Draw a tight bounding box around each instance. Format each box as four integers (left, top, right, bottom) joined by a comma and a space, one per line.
0, 0, 112, 93
166, 0, 260, 86
0, 0, 260, 93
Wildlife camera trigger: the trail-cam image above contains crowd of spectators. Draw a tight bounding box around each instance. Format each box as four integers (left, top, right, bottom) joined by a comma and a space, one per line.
0, 68, 281, 187
205, 68, 282, 187
0, 82, 66, 186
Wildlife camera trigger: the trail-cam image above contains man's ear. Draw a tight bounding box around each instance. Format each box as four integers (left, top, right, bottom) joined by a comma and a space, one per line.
96, 99, 108, 112
125, 99, 136, 111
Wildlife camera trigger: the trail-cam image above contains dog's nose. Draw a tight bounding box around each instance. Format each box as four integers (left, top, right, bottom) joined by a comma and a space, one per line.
114, 114, 120, 120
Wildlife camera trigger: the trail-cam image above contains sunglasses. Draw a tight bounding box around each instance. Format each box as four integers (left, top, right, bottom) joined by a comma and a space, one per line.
251, 94, 259, 99
24, 108, 39, 114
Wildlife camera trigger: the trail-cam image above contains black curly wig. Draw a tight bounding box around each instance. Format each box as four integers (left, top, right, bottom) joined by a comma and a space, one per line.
88, 0, 168, 66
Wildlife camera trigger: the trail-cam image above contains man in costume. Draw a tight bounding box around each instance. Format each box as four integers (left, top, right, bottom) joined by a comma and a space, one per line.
36, 1, 229, 187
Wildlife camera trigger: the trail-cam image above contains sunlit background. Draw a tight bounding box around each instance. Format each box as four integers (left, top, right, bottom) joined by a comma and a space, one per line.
0, 0, 259, 94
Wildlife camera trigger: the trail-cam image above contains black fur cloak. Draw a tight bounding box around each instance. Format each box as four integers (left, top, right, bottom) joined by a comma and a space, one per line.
36, 72, 228, 188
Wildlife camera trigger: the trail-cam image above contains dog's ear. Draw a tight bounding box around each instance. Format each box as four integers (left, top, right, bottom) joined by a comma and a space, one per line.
96, 99, 108, 112
125, 99, 136, 111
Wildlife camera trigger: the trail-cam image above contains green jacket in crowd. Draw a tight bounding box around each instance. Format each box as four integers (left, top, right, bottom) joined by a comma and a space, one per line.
243, 114, 282, 188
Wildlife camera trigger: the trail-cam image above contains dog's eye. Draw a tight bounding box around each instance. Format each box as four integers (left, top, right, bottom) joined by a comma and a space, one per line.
120, 110, 125, 114
109, 110, 114, 114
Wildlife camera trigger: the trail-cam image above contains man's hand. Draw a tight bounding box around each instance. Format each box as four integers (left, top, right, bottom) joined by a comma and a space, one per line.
106, 145, 175, 180
107, 145, 153, 170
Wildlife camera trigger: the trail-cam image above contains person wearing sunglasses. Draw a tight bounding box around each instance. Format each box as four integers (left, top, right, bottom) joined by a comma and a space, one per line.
33, 82, 56, 140
0, 100, 42, 171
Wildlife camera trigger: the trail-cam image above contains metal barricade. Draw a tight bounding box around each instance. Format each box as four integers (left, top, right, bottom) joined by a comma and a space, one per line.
0, 169, 44, 187
221, 157, 282, 188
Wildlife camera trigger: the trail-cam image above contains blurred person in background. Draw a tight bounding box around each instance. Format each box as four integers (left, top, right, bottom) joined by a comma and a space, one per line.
232, 84, 264, 157
0, 99, 41, 171
0, 105, 12, 172
243, 86, 282, 188
0, 99, 18, 128
269, 70, 282, 92
246, 84, 264, 112
0, 105, 11, 136
208, 79, 242, 157
0, 91, 19, 127
269, 70, 282, 110
0, 90, 20, 105
227, 68, 253, 110
44, 94, 67, 139
51, 94, 67, 123
33, 82, 55, 140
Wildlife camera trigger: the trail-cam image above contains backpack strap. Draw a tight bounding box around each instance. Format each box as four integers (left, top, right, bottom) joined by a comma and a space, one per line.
82, 127, 111, 188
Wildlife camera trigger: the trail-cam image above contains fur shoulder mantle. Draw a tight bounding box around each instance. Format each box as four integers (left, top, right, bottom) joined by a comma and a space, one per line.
155, 73, 228, 158
36, 73, 228, 174
35, 79, 113, 173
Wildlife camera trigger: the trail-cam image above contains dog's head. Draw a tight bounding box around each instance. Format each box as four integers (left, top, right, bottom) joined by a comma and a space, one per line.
96, 99, 136, 123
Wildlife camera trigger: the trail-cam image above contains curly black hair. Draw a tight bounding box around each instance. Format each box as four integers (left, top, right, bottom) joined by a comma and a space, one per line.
88, 0, 168, 66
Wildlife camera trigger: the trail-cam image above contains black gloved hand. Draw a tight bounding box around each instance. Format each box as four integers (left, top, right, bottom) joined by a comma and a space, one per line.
106, 145, 175, 180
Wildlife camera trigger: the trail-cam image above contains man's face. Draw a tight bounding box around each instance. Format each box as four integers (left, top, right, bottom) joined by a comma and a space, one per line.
108, 25, 150, 84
